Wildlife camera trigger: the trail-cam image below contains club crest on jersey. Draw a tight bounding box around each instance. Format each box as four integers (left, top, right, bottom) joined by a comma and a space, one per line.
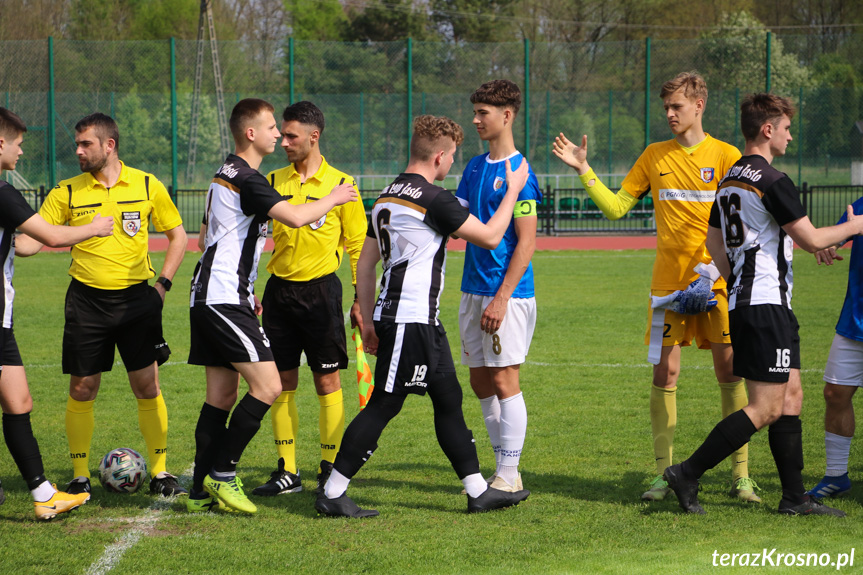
122, 212, 141, 237
700, 168, 715, 183
309, 214, 326, 230
493, 176, 505, 191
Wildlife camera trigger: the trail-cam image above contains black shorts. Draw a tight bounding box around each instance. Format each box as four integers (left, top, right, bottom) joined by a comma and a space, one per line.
261, 273, 348, 373
63, 280, 170, 377
374, 320, 456, 396
0, 328, 23, 368
730, 305, 801, 383
189, 303, 274, 369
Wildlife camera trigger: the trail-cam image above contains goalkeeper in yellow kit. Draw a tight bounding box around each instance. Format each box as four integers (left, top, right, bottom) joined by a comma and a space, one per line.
553, 71, 760, 503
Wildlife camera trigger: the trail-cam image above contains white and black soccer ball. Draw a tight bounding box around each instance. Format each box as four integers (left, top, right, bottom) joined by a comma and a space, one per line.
98, 448, 148, 493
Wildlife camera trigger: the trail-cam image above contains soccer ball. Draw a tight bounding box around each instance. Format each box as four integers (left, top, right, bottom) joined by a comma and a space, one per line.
98, 448, 148, 493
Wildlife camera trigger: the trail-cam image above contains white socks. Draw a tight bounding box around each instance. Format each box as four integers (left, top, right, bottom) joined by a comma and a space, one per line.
462, 473, 488, 498
497, 392, 527, 485
825, 431, 852, 476
32, 480, 57, 502
479, 395, 502, 468
324, 468, 351, 500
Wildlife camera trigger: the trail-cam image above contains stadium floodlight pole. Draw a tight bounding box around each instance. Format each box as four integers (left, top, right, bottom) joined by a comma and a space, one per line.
765, 31, 772, 92
644, 37, 651, 149
48, 36, 56, 188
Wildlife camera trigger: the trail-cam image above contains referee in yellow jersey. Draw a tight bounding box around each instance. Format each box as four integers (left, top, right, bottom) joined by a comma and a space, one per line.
252, 101, 367, 496
15, 113, 188, 497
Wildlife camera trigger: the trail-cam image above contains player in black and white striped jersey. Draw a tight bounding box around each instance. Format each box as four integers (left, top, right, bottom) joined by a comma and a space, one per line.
187, 98, 357, 514
664, 93, 863, 516
314, 115, 531, 518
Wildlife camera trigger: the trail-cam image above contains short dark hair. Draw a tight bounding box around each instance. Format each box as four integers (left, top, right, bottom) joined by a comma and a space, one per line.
229, 98, 275, 141
0, 107, 27, 138
410, 115, 464, 161
75, 113, 120, 150
282, 101, 325, 135
740, 93, 796, 141
470, 79, 521, 115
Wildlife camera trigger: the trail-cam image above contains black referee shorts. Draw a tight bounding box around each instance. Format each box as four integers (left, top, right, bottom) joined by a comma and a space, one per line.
261, 273, 348, 374
0, 327, 23, 368
730, 304, 801, 383
62, 279, 170, 377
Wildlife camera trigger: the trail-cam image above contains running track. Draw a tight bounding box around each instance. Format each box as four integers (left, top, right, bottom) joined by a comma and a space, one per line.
148, 235, 659, 252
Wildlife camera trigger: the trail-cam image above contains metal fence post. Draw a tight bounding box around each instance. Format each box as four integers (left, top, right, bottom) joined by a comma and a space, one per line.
360, 92, 365, 176
608, 90, 613, 177
170, 37, 178, 194
644, 37, 651, 149
289, 37, 295, 105
48, 36, 56, 187
545, 90, 550, 174
407, 38, 413, 151
524, 38, 530, 158
766, 32, 772, 93
797, 86, 803, 185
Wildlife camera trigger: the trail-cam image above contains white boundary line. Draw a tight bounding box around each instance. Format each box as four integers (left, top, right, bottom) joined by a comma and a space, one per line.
84, 465, 194, 575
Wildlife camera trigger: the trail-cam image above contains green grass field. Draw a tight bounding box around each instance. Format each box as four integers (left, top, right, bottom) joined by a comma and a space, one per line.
1, 246, 861, 574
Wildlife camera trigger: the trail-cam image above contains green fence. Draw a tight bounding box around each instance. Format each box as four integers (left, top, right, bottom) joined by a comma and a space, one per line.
2, 33, 862, 193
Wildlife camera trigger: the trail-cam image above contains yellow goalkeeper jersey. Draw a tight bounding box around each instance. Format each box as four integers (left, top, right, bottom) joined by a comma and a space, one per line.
39, 162, 182, 290
266, 157, 366, 285
620, 135, 740, 290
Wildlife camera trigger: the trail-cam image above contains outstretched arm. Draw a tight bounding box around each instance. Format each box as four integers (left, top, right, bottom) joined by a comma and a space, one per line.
783, 206, 863, 253
451, 158, 528, 249
553, 133, 638, 220
16, 213, 114, 257
268, 182, 358, 228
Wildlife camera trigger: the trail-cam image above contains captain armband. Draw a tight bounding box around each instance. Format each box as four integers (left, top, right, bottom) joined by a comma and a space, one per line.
514, 200, 537, 218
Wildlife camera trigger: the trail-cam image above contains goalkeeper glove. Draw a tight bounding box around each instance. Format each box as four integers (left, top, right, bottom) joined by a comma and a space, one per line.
650, 262, 720, 315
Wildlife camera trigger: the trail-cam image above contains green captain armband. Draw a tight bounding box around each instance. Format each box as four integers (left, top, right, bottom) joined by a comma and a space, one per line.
514, 199, 537, 218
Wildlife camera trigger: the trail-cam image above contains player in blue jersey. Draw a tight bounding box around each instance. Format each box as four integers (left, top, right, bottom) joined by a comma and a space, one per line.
808, 196, 863, 500
456, 80, 542, 493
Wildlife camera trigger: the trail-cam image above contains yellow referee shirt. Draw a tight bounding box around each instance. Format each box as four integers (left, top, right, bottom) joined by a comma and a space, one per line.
621, 134, 740, 291
39, 162, 183, 290
266, 157, 366, 285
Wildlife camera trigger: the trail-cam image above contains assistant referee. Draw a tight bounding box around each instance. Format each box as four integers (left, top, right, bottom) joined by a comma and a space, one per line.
16, 113, 188, 497
252, 101, 367, 496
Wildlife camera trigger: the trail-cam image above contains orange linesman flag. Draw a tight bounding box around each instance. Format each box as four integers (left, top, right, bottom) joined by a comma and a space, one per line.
352, 326, 374, 409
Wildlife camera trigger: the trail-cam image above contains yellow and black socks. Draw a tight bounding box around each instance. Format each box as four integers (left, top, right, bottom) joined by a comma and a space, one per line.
271, 390, 299, 473
137, 393, 169, 477
66, 396, 95, 478
319, 389, 344, 466
719, 380, 749, 481
650, 385, 677, 475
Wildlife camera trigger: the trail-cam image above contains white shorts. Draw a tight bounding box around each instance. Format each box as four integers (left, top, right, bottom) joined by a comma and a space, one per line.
824, 333, 863, 387
459, 293, 536, 368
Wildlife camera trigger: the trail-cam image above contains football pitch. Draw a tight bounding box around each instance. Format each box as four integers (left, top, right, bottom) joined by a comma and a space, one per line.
1, 246, 861, 574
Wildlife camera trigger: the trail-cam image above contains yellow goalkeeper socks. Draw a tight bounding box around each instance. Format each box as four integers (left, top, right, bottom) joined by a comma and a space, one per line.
650, 385, 677, 475
137, 394, 168, 477
271, 391, 298, 474
720, 380, 750, 481
318, 389, 344, 465
65, 396, 95, 479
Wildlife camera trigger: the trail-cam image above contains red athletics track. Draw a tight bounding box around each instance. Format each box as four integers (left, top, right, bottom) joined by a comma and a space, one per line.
41, 234, 659, 253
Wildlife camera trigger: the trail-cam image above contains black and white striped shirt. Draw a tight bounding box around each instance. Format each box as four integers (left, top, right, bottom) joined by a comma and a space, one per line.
710, 155, 806, 310
0, 182, 36, 329
368, 173, 469, 324
191, 154, 283, 308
